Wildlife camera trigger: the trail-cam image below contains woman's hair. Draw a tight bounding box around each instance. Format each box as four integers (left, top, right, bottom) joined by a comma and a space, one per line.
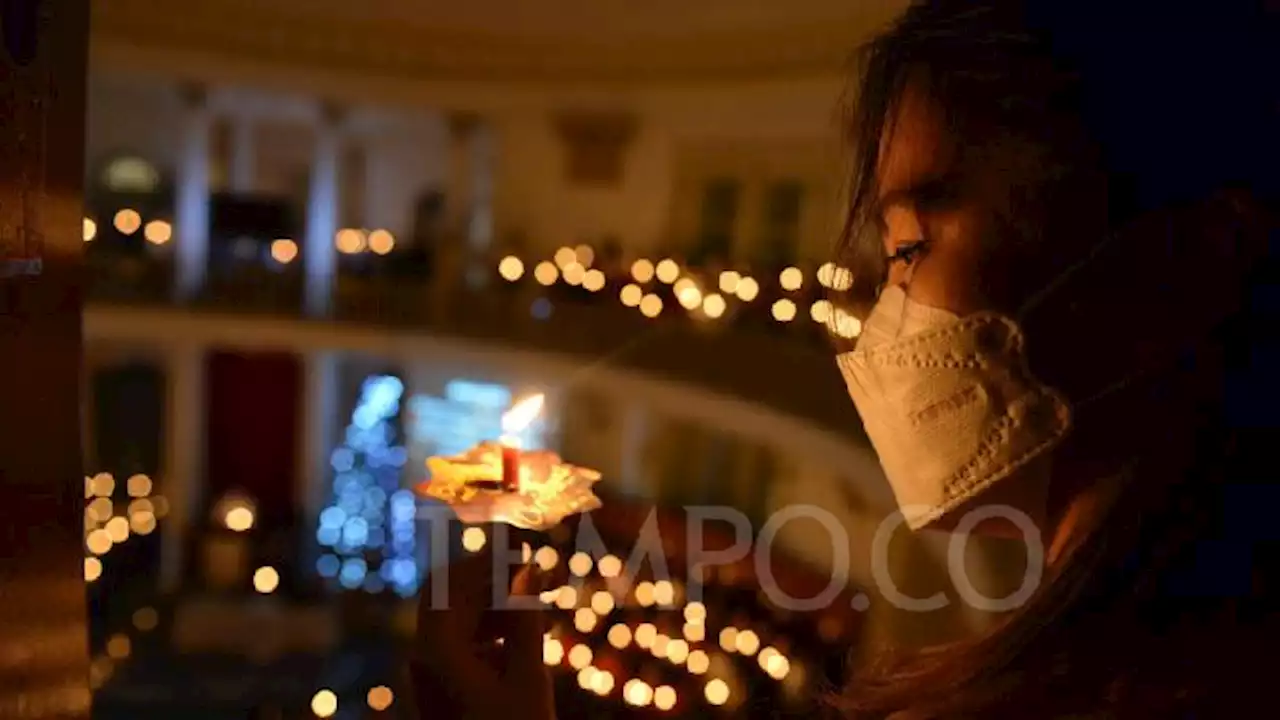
835, 1, 1277, 717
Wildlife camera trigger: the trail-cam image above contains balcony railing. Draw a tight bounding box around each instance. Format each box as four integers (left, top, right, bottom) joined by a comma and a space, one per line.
86, 252, 865, 442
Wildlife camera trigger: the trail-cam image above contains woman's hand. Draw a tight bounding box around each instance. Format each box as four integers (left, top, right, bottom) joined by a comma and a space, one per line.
409, 542, 555, 720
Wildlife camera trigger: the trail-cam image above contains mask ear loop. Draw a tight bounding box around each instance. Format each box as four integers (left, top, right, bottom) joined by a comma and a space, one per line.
1016, 231, 1118, 323
1021, 229, 1179, 412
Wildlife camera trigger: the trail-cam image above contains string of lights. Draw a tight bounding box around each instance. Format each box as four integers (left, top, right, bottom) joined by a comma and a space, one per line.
83, 472, 168, 691
86, 209, 863, 340
84, 475, 840, 717
497, 244, 864, 337
82, 209, 396, 265
86, 470, 405, 716
83, 472, 166, 582
457, 528, 820, 716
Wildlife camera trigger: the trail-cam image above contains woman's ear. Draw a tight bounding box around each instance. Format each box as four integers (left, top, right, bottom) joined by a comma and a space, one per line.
1022, 188, 1270, 410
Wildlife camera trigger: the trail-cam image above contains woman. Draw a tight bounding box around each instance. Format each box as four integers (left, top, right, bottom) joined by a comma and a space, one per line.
412, 1, 1277, 717
832, 1, 1276, 717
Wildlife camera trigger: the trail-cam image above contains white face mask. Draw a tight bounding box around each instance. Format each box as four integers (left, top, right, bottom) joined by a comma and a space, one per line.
836, 286, 1072, 530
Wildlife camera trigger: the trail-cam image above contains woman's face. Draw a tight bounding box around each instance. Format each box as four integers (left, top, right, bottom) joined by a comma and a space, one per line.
870, 87, 1081, 537
874, 87, 1081, 318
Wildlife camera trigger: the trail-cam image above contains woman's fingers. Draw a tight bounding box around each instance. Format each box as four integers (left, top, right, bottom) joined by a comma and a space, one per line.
501, 603, 555, 720
412, 552, 552, 719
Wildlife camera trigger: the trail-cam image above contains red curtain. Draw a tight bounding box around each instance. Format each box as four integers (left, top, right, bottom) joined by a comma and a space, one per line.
205, 351, 301, 528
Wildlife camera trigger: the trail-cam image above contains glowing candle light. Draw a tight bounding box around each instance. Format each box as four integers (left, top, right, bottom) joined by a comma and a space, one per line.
500, 394, 545, 493
421, 395, 600, 532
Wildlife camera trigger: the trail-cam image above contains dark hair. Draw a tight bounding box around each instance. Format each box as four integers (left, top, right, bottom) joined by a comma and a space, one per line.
836, 0, 1277, 308
835, 1, 1278, 717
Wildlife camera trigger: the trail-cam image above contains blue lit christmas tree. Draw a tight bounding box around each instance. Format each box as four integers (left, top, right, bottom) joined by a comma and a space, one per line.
315, 375, 419, 596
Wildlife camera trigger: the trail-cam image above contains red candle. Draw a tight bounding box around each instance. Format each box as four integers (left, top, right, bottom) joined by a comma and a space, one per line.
501, 445, 520, 493
499, 394, 544, 494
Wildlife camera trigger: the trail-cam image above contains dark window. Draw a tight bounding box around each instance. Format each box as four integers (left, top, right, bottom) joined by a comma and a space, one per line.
760, 181, 804, 268
694, 178, 740, 264
92, 364, 163, 478
556, 113, 636, 187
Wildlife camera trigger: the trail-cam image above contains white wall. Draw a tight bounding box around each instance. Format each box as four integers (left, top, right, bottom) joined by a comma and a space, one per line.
357, 113, 449, 238
84, 76, 447, 241
488, 79, 848, 257
491, 110, 674, 254
85, 75, 186, 184
87, 71, 850, 257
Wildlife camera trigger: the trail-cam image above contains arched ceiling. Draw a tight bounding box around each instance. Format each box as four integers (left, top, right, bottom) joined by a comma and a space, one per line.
92, 0, 909, 84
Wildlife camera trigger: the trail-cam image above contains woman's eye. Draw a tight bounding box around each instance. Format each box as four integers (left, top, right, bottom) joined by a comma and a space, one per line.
887, 240, 928, 265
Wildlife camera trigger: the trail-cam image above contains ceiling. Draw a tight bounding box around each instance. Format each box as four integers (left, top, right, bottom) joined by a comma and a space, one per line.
92, 0, 909, 84
299, 0, 894, 38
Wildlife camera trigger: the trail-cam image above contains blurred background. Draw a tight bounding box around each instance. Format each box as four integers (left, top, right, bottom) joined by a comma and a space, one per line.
79, 0, 1029, 717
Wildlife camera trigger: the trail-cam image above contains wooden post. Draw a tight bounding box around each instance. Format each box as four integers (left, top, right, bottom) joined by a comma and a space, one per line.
0, 0, 92, 717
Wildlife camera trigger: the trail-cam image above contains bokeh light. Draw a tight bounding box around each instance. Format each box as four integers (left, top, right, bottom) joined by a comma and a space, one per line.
253, 566, 280, 594
655, 259, 680, 284
143, 220, 172, 245
702, 293, 727, 318
462, 526, 487, 552
568, 551, 593, 577
810, 300, 833, 323
772, 298, 797, 322
779, 266, 803, 291
583, 268, 606, 292
106, 634, 131, 660
818, 262, 854, 290
311, 689, 338, 718
705, 678, 730, 706
554, 246, 578, 269
608, 623, 632, 649
620, 284, 643, 307
335, 228, 366, 254
534, 261, 559, 286
631, 259, 655, 283
270, 239, 298, 264
639, 294, 663, 318
499, 255, 525, 281
126, 474, 152, 497
367, 229, 395, 255
224, 506, 254, 532
84, 557, 102, 582
568, 644, 593, 670
113, 209, 142, 235
367, 686, 394, 711
133, 607, 159, 632
543, 636, 565, 665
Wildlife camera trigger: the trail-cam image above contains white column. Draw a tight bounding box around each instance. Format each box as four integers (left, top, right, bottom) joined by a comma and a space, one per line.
299, 351, 341, 529
175, 84, 211, 301
618, 403, 651, 497
228, 116, 256, 194
161, 345, 205, 592
304, 106, 343, 316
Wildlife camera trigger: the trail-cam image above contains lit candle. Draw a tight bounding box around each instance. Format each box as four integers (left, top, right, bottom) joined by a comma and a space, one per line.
420, 391, 600, 531
499, 394, 545, 493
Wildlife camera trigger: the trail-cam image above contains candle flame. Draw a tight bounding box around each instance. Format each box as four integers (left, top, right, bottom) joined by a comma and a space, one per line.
502, 394, 545, 435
